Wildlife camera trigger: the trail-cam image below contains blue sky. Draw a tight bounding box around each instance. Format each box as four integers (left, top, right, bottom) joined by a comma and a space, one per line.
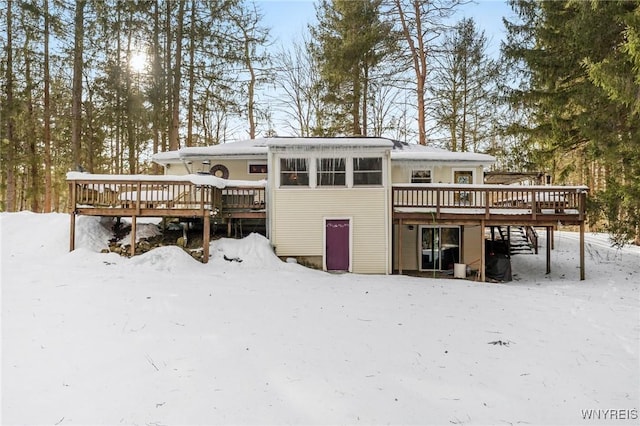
259, 0, 514, 54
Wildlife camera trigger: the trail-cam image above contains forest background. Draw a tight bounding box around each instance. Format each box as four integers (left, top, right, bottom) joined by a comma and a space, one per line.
1, 0, 639, 244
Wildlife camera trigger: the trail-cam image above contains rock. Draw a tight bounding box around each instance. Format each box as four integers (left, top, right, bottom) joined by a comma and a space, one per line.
138, 240, 152, 252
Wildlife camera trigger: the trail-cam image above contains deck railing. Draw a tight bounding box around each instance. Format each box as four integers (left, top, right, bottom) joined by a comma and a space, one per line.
70, 177, 586, 223
392, 184, 588, 220
222, 187, 267, 210
68, 178, 266, 217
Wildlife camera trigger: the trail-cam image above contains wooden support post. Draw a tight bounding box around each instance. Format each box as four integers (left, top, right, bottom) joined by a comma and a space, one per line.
580, 220, 585, 281
69, 182, 77, 252
130, 215, 137, 257
551, 227, 555, 250
69, 212, 76, 251
203, 213, 210, 263
398, 219, 403, 275
460, 225, 465, 264
135, 182, 141, 216
391, 222, 396, 274
546, 226, 551, 274
484, 189, 490, 219
227, 218, 232, 237
480, 220, 486, 282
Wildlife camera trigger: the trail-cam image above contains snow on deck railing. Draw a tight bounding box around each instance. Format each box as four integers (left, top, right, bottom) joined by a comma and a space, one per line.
392, 184, 588, 216
393, 183, 589, 191
67, 172, 267, 212
66, 171, 266, 189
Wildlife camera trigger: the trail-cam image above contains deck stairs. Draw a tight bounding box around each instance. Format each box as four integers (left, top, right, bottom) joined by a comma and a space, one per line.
501, 226, 536, 255
487, 226, 536, 255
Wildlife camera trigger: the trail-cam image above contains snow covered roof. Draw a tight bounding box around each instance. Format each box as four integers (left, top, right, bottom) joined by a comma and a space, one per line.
391, 141, 495, 164
152, 139, 269, 164
152, 137, 495, 165
152, 137, 394, 165
267, 137, 394, 148
66, 171, 266, 189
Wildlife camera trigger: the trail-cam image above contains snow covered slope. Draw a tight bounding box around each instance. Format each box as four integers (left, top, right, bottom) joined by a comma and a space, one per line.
1, 212, 638, 425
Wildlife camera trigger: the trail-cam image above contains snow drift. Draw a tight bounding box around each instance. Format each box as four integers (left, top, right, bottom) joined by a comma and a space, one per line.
1, 212, 638, 425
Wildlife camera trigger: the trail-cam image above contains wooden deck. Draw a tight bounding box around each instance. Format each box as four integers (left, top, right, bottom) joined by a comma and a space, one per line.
392, 184, 587, 226
69, 178, 266, 218
392, 184, 588, 281
67, 176, 588, 276
67, 176, 266, 262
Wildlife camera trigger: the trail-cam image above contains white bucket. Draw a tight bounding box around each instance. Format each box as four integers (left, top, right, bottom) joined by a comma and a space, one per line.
453, 263, 466, 279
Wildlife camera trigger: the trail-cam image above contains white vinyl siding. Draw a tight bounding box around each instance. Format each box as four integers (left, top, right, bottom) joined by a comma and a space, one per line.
164, 159, 265, 181
272, 188, 388, 274
393, 225, 419, 271
391, 163, 485, 184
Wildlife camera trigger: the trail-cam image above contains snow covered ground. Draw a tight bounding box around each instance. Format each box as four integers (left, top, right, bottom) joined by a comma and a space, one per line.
1, 212, 638, 425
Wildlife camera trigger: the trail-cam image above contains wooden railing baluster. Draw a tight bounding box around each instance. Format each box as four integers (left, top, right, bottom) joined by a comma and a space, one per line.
389, 184, 587, 223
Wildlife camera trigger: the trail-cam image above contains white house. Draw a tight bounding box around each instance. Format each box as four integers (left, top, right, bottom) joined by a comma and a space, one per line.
67, 137, 587, 280
152, 137, 496, 275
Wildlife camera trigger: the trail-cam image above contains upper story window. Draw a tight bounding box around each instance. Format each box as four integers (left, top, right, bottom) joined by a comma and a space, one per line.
353, 157, 382, 186
411, 170, 432, 183
280, 158, 309, 186
317, 158, 346, 186
454, 170, 474, 185
249, 164, 267, 174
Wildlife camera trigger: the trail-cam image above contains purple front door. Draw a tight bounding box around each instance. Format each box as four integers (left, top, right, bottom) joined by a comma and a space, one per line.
326, 219, 350, 271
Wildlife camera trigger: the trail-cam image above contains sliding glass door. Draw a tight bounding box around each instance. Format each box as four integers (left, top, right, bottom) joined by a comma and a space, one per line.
419, 226, 460, 271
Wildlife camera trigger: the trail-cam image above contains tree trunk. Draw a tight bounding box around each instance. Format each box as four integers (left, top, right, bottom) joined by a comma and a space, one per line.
169, 0, 185, 151
4, 0, 16, 211
395, 0, 430, 145
151, 0, 161, 173
362, 61, 368, 136
186, 0, 196, 146
43, 0, 52, 212
246, 35, 257, 139
352, 63, 362, 136
460, 60, 468, 152
115, 6, 122, 174
164, 0, 172, 153
126, 8, 136, 174
25, 34, 39, 211
71, 0, 86, 171
85, 76, 95, 173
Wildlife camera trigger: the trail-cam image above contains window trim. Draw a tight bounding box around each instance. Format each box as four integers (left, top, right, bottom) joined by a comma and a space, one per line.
452, 168, 475, 185
248, 163, 268, 175
418, 225, 461, 271
279, 157, 310, 187
411, 169, 433, 184
452, 168, 476, 205
352, 157, 383, 186
316, 158, 347, 187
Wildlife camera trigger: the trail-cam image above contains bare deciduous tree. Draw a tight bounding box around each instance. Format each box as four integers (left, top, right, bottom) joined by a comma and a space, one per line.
389, 0, 462, 145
